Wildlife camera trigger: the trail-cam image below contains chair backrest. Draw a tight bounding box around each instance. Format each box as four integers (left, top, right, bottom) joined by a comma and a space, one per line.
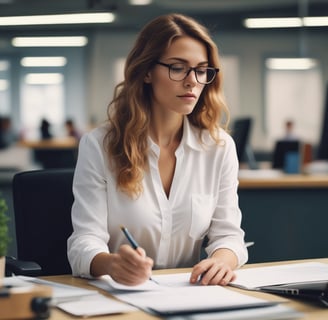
13, 168, 74, 275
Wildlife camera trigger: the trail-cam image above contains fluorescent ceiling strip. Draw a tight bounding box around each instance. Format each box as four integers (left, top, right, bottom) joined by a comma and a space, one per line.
244, 16, 328, 28
25, 73, 63, 85
129, 0, 153, 5
21, 57, 67, 67
266, 58, 318, 70
244, 17, 302, 28
303, 16, 328, 26
0, 12, 115, 26
12, 36, 88, 47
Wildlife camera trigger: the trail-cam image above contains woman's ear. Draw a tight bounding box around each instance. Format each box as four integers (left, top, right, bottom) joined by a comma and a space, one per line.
144, 72, 152, 83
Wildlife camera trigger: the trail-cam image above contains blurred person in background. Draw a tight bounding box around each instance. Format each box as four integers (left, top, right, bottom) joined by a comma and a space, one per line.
65, 119, 81, 140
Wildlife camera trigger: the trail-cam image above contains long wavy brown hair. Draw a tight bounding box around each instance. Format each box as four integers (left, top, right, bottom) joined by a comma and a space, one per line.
104, 13, 229, 198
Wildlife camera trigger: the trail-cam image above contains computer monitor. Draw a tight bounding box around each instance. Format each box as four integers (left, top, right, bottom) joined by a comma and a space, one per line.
231, 117, 252, 162
231, 117, 258, 169
317, 83, 328, 160
272, 140, 300, 169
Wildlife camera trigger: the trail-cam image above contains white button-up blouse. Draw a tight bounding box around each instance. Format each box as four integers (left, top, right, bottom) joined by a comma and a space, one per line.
67, 117, 248, 278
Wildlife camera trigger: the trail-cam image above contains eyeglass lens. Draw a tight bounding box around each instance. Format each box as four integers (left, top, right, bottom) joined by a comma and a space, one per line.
169, 63, 216, 84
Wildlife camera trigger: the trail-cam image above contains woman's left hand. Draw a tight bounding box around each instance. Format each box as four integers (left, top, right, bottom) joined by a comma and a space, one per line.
189, 249, 237, 286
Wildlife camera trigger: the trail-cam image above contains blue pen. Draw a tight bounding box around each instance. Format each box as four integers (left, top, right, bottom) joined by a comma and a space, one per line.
120, 225, 157, 283
120, 225, 139, 249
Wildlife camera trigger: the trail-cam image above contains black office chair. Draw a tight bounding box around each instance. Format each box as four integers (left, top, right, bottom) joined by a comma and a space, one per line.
6, 168, 75, 276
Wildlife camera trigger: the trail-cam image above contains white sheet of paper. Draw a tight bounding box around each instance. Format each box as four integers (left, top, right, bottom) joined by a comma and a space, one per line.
57, 294, 137, 317
231, 262, 328, 289
114, 285, 276, 315
90, 272, 280, 315
167, 304, 303, 320
91, 274, 161, 292
16, 276, 99, 304
151, 272, 191, 287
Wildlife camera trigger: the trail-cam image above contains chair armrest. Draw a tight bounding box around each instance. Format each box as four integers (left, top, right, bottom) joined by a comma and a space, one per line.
5, 256, 42, 276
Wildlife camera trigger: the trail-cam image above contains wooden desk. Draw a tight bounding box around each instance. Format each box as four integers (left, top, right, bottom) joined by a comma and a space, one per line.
17, 138, 78, 169
43, 258, 328, 320
18, 138, 79, 149
239, 173, 328, 188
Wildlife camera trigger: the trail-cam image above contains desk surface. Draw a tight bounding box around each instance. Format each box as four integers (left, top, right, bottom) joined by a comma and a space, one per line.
44, 258, 328, 320
239, 172, 328, 188
18, 138, 78, 149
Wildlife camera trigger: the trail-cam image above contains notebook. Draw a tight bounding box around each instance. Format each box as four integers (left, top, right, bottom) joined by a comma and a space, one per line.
258, 281, 328, 307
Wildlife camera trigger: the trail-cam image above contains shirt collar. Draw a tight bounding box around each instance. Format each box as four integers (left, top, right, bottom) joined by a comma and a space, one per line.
148, 116, 215, 155
183, 116, 216, 151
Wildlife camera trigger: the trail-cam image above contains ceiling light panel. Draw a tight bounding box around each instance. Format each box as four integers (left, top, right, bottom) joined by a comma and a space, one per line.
0, 12, 115, 26
303, 16, 328, 27
129, 0, 153, 5
21, 57, 67, 67
12, 36, 88, 47
244, 16, 328, 29
266, 58, 318, 70
25, 73, 63, 85
244, 17, 302, 28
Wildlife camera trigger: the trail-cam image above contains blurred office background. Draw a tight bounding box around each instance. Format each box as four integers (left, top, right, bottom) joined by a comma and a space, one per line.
0, 0, 328, 259
0, 0, 327, 156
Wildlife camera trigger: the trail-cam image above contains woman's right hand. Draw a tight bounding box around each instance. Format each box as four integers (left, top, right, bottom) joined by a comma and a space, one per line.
90, 244, 154, 286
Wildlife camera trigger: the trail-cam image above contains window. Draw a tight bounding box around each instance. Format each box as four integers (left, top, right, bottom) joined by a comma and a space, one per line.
0, 60, 11, 115
19, 56, 67, 140
265, 59, 323, 145
221, 55, 240, 117
20, 74, 65, 140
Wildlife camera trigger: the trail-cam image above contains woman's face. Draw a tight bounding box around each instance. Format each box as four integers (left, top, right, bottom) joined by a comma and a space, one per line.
145, 36, 208, 116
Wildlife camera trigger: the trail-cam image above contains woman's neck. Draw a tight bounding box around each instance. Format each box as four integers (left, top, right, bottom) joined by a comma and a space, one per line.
149, 113, 184, 148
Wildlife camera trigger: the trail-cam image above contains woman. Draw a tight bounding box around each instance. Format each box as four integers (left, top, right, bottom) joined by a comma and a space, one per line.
67, 13, 248, 286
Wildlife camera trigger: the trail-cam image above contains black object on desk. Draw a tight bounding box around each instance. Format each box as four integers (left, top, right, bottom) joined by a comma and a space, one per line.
272, 140, 300, 169
260, 281, 328, 307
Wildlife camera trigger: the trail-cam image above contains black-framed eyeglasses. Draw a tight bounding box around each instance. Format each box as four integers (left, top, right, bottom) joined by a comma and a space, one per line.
156, 61, 219, 85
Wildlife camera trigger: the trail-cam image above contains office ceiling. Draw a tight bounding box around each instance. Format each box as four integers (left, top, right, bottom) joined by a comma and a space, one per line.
0, 0, 328, 32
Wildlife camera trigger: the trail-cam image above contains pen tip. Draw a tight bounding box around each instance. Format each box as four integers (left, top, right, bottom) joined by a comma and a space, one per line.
119, 225, 125, 230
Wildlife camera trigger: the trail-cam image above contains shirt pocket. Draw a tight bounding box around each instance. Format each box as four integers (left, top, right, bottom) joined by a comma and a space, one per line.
189, 194, 216, 239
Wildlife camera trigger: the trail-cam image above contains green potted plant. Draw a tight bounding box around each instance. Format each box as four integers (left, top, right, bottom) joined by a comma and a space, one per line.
0, 196, 9, 282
